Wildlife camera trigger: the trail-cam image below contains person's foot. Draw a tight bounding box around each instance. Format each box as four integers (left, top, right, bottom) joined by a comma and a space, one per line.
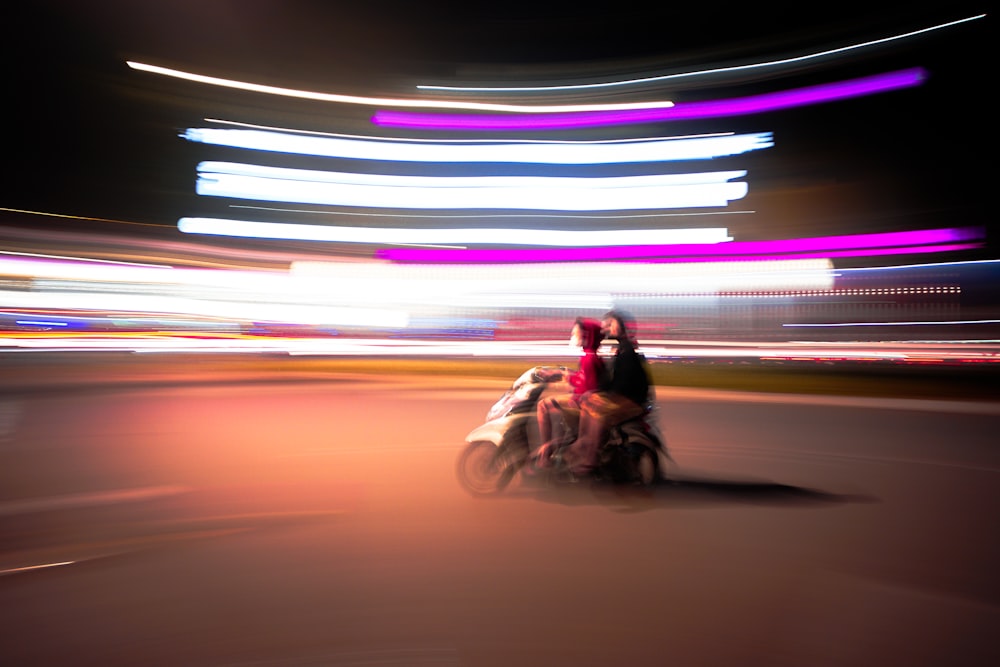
560, 448, 593, 476
532, 442, 555, 469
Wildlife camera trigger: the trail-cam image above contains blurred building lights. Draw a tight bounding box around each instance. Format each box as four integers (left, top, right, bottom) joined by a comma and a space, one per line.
1, 253, 838, 336
101, 15, 992, 356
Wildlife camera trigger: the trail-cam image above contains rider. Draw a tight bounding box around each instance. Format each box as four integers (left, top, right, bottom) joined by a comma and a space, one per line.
534, 318, 608, 463
560, 310, 652, 475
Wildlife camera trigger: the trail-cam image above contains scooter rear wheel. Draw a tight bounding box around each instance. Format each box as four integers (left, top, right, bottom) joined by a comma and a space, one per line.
456, 441, 515, 496
634, 447, 658, 487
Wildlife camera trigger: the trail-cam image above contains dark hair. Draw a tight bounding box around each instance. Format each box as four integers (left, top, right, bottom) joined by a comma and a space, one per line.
603, 309, 633, 332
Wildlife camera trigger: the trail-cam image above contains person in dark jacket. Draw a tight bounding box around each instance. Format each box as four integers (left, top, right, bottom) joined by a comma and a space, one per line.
534, 318, 608, 463
560, 310, 651, 475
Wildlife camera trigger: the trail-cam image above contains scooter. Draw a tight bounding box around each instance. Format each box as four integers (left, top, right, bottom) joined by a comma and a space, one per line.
456, 366, 671, 496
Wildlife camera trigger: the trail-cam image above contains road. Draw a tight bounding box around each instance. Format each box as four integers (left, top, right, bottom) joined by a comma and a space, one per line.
0, 370, 997, 666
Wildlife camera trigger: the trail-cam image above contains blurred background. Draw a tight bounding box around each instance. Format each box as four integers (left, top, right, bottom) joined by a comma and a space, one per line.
2, 5, 998, 666
2, 2, 995, 365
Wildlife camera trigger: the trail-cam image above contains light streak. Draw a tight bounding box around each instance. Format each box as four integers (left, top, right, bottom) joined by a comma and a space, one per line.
374, 227, 984, 262
126, 60, 674, 113
3, 336, 997, 366
377, 243, 983, 264
0, 256, 177, 283
3, 255, 835, 338
0, 562, 75, 575
178, 218, 734, 246
785, 319, 1000, 328
417, 15, 986, 92
0, 206, 161, 228
766, 244, 983, 261
206, 117, 734, 144
183, 127, 774, 163
0, 250, 169, 269
719, 286, 961, 298
0, 290, 409, 328
194, 162, 750, 211
289, 258, 836, 293
229, 204, 752, 221
372, 68, 926, 131
837, 258, 1000, 272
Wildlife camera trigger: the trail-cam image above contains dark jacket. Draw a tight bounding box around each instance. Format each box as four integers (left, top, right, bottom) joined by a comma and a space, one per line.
609, 341, 650, 406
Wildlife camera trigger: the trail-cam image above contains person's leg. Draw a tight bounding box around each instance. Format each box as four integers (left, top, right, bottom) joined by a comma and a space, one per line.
536, 397, 555, 445
561, 394, 611, 473
563, 394, 645, 473
558, 405, 581, 445
604, 398, 644, 427
535, 395, 575, 466
569, 413, 607, 473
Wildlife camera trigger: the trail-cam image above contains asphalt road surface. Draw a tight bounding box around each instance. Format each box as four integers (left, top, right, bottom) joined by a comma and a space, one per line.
1, 372, 997, 666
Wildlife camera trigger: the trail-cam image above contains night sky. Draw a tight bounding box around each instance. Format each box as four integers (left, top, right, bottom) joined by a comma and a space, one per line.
3, 2, 992, 258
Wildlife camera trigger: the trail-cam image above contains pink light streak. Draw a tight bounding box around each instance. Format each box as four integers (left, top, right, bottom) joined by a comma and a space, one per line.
375, 227, 984, 264
372, 68, 927, 131
620, 243, 983, 264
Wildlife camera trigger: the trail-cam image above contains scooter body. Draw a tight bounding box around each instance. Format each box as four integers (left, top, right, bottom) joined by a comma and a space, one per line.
457, 366, 670, 495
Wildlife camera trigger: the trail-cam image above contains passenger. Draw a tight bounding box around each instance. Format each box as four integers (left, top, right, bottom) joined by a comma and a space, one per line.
560, 310, 651, 475
534, 318, 608, 464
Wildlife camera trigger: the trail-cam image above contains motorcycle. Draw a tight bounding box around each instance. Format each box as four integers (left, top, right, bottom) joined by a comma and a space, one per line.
456, 366, 671, 496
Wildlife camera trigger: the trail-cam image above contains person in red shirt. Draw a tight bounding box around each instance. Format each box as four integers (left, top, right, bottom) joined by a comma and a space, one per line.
534, 318, 609, 464
561, 310, 652, 475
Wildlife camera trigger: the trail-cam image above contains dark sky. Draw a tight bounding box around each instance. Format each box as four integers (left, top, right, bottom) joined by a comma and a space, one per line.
3, 2, 992, 254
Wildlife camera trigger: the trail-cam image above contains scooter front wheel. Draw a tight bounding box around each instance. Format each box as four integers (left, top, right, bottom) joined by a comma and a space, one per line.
456, 440, 516, 496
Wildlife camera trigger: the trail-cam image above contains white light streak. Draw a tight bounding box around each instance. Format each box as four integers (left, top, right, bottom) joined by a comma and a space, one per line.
837, 258, 1000, 273
785, 319, 1000, 328
418, 14, 987, 92
207, 117, 731, 144
0, 562, 75, 575
126, 61, 675, 113
178, 218, 734, 246
229, 204, 752, 220
195, 162, 750, 211
4, 337, 997, 368
290, 258, 836, 293
0, 251, 168, 269
183, 127, 773, 163
0, 256, 177, 283
0, 290, 408, 329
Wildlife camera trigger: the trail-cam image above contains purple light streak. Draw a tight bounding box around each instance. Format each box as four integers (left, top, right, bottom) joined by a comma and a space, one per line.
618, 243, 984, 264
372, 68, 927, 131
375, 227, 984, 264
